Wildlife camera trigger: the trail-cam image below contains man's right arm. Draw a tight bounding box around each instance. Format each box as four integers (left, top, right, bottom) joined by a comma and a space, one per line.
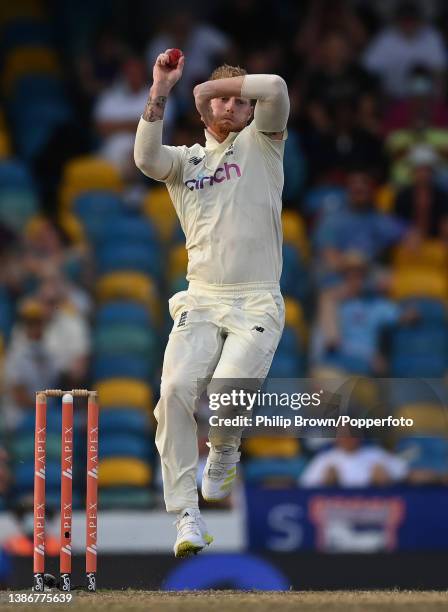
134, 50, 184, 182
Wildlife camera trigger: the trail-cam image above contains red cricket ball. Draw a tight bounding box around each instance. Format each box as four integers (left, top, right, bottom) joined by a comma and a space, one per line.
167, 48, 183, 68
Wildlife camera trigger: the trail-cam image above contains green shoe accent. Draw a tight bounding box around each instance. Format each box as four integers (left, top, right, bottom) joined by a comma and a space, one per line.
175, 541, 204, 558
204, 533, 214, 545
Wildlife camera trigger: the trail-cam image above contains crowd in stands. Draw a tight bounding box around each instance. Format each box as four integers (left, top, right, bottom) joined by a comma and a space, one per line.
1, 0, 448, 523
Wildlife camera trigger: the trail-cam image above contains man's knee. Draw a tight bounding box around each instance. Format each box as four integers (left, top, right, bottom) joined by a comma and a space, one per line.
156, 375, 197, 420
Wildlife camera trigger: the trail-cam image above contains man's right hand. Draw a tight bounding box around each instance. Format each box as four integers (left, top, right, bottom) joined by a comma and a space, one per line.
153, 48, 185, 94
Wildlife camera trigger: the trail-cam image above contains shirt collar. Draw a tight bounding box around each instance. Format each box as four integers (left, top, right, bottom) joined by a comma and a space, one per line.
204, 129, 238, 151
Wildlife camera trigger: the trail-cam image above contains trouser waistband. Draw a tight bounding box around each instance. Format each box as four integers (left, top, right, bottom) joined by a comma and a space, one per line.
188, 280, 281, 296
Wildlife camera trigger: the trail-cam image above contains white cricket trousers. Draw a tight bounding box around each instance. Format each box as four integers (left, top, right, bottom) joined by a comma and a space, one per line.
154, 280, 285, 512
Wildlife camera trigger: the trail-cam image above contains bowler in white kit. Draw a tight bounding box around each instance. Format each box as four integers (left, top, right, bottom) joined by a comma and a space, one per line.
134, 49, 289, 557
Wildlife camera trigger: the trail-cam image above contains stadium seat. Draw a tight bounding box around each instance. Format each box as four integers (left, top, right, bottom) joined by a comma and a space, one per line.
168, 244, 188, 281
99, 458, 152, 487
1, 20, 53, 54
283, 297, 307, 342
395, 403, 448, 435
99, 409, 152, 435
96, 243, 161, 278
96, 272, 161, 322
93, 355, 153, 381
99, 433, 152, 461
72, 191, 123, 235
2, 47, 61, 93
0, 188, 38, 231
143, 187, 177, 241
94, 323, 159, 358
96, 301, 152, 326
243, 437, 300, 458
281, 210, 309, 259
244, 457, 306, 484
96, 378, 153, 410
0, 159, 34, 188
99, 487, 154, 509
396, 436, 448, 473
60, 156, 123, 210
11, 432, 60, 462
392, 269, 448, 300
281, 244, 309, 302
268, 351, 305, 377
390, 324, 448, 377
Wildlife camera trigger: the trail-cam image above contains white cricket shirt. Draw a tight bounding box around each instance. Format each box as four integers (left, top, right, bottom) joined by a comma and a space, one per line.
162, 123, 286, 285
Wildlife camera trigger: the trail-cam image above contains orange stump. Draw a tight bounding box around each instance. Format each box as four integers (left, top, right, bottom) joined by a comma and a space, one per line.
33, 393, 47, 591
86, 392, 99, 591
59, 394, 73, 591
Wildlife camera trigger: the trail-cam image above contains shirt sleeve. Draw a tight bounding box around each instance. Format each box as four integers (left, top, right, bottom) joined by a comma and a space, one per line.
241, 74, 290, 133
134, 118, 185, 183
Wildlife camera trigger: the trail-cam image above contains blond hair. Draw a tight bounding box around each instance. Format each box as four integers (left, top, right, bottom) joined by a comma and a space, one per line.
208, 64, 254, 106
209, 64, 247, 80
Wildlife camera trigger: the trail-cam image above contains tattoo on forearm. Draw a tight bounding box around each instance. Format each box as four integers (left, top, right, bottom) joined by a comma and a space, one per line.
143, 94, 167, 121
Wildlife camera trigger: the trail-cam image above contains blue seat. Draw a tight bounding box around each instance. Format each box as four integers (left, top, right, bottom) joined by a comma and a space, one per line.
14, 460, 60, 490
0, 287, 13, 340
244, 457, 306, 483
99, 433, 152, 461
93, 355, 152, 381
280, 244, 309, 302
97, 243, 161, 278
2, 20, 53, 53
396, 437, 448, 473
94, 215, 157, 245
390, 324, 448, 377
73, 191, 123, 221
96, 301, 151, 326
0, 160, 34, 189
269, 351, 305, 377
100, 409, 152, 435
400, 298, 446, 323
277, 326, 302, 355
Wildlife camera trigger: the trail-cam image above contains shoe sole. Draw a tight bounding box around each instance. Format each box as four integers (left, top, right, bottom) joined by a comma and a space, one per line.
175, 541, 204, 558
202, 491, 231, 502
174, 534, 214, 558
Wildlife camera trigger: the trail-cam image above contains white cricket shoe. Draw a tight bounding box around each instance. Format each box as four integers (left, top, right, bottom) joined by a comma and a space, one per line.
201, 443, 241, 502
173, 508, 213, 558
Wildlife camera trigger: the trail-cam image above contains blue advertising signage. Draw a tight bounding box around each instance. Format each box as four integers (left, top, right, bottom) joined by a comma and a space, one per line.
246, 486, 448, 552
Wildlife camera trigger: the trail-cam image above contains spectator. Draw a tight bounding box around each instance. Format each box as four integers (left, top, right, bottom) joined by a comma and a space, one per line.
77, 27, 127, 102
312, 251, 416, 375
4, 299, 60, 427
295, 0, 367, 66
95, 56, 176, 171
0, 447, 10, 498
363, 1, 446, 99
300, 430, 408, 487
393, 145, 448, 237
145, 9, 230, 109
37, 272, 90, 389
314, 166, 405, 272
382, 65, 448, 136
306, 30, 372, 111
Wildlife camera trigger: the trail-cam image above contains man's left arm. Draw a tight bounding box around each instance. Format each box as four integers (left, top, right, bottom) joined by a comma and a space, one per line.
194, 74, 289, 140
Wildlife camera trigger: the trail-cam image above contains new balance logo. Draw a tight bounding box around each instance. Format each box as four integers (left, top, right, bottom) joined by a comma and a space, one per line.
225, 143, 234, 156
177, 311, 188, 327
252, 326, 265, 333
188, 156, 204, 165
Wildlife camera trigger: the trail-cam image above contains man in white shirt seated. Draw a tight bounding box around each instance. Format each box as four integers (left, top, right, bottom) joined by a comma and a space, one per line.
300, 429, 408, 488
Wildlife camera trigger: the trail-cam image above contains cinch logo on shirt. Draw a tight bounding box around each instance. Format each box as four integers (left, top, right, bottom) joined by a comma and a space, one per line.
185, 162, 242, 191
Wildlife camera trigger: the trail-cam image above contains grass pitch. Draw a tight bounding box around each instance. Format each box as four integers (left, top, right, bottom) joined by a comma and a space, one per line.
2, 590, 448, 612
